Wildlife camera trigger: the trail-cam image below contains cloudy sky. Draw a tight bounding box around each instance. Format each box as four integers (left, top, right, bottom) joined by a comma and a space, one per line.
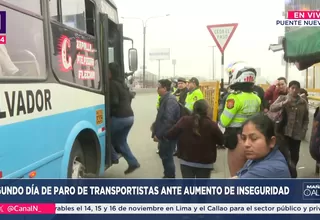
116, 0, 304, 83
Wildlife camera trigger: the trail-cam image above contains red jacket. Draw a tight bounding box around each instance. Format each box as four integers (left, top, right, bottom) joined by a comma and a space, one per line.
264, 85, 287, 105
166, 116, 223, 164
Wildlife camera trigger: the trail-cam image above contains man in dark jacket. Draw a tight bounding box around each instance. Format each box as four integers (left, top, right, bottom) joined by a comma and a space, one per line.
152, 79, 180, 178
173, 77, 188, 105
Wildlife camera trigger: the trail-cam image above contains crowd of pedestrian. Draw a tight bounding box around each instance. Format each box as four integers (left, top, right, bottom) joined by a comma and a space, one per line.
109, 60, 320, 179
151, 61, 316, 179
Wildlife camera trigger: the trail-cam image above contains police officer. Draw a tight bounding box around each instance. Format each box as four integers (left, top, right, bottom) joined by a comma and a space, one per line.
219, 62, 261, 177
171, 78, 178, 93
185, 77, 204, 112
218, 62, 265, 120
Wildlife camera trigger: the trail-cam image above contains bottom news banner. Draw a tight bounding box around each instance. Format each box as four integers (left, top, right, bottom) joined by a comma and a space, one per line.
0, 179, 319, 220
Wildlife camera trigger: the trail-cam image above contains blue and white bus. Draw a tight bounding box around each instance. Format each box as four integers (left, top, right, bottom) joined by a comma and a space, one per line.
0, 0, 138, 178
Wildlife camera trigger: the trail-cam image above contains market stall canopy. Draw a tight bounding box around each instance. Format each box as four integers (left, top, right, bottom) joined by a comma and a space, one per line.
283, 27, 320, 70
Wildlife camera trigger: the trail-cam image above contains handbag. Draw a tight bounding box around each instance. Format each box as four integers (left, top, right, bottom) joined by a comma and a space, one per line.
266, 107, 287, 134
267, 108, 284, 122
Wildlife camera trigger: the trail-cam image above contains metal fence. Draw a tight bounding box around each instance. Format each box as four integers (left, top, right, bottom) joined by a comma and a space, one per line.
133, 72, 159, 88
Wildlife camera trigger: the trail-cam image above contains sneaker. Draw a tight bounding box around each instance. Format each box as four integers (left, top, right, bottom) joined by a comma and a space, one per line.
124, 163, 140, 175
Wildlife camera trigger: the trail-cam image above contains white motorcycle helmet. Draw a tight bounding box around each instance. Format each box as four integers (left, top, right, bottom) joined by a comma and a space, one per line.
227, 62, 257, 86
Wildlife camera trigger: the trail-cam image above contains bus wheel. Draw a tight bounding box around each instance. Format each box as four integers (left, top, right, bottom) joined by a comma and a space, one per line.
68, 139, 86, 178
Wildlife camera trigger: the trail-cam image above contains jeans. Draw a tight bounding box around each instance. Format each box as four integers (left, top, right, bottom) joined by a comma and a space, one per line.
158, 139, 176, 177
111, 116, 139, 167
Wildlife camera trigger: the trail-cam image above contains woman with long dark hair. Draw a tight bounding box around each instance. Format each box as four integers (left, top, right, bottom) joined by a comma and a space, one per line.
166, 99, 224, 178
234, 113, 293, 178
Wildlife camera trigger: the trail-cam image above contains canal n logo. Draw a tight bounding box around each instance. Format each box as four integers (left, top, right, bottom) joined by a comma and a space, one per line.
0, 11, 6, 34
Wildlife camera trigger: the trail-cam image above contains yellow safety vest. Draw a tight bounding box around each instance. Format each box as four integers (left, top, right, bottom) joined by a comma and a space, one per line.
185, 88, 204, 112
172, 88, 180, 101
220, 92, 261, 128
156, 95, 161, 110
172, 87, 177, 93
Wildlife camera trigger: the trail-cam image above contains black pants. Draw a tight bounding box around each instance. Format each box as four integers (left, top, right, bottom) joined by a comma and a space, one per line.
276, 135, 297, 178
180, 164, 211, 178
285, 136, 301, 166
224, 127, 241, 150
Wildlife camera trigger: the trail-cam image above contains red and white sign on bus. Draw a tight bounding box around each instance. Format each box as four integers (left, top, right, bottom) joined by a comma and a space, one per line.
58, 35, 96, 80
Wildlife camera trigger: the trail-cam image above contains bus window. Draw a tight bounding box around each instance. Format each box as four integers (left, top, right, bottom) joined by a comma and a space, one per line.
108, 21, 121, 66
61, 0, 86, 32
50, 0, 101, 90
49, 0, 59, 21
2, 0, 41, 14
108, 48, 114, 63
0, 4, 46, 79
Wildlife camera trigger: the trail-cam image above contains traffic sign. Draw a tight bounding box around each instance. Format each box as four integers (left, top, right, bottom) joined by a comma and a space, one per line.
207, 23, 238, 54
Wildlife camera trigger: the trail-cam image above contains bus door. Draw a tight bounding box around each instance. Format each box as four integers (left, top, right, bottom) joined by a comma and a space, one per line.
117, 24, 125, 80
100, 14, 138, 170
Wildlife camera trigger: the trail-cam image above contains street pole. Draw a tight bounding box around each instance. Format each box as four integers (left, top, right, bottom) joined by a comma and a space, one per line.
284, 12, 289, 80
221, 53, 224, 89
172, 59, 176, 77
158, 60, 161, 79
285, 62, 289, 80
208, 46, 216, 80
212, 46, 215, 80
142, 25, 146, 88
121, 15, 170, 87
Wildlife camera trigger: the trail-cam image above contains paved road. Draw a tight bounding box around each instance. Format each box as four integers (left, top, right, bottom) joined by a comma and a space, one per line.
103, 93, 319, 178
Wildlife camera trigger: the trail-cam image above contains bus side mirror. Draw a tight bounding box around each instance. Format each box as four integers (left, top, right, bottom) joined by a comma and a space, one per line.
128, 48, 138, 72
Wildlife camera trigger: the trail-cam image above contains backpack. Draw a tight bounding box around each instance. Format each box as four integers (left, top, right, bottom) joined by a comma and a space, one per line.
151, 98, 191, 134
178, 102, 191, 118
